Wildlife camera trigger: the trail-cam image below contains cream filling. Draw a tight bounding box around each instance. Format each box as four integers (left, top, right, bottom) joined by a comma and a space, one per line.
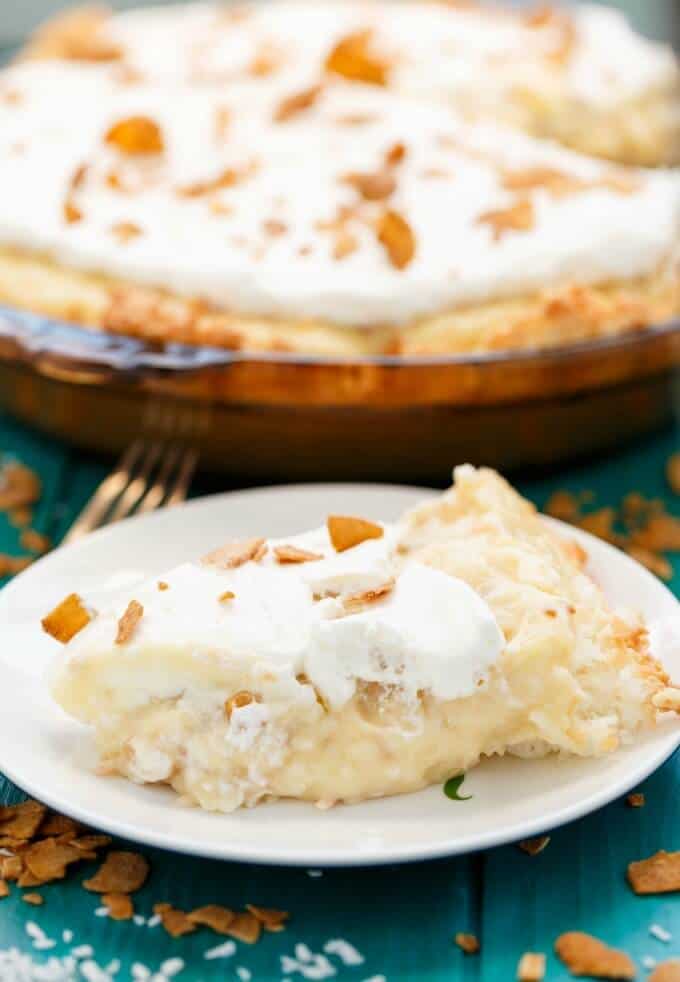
51, 525, 504, 720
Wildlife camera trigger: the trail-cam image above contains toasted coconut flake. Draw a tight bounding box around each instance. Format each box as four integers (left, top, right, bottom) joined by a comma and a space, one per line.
274, 84, 321, 122
70, 834, 112, 853
653, 688, 680, 713
154, 902, 197, 938
38, 814, 81, 839
20, 529, 50, 554
42, 594, 92, 644
0, 463, 41, 511
523, 6, 576, 64
225, 911, 262, 944
63, 199, 83, 224
455, 933, 480, 954
517, 952, 546, 982
274, 545, 323, 564
1, 856, 23, 882
105, 116, 164, 155
218, 590, 236, 603
344, 170, 396, 201
215, 105, 232, 140
246, 904, 289, 931
630, 514, 680, 552
325, 30, 388, 85
376, 208, 416, 269
18, 870, 48, 888
667, 454, 680, 495
115, 600, 144, 645
577, 508, 620, 545
628, 851, 680, 894
333, 230, 358, 261
83, 851, 150, 894
263, 219, 287, 237
335, 112, 379, 126
103, 892, 134, 920
23, 838, 86, 883
344, 579, 395, 614
554, 931, 635, 979
0, 880, 8, 899
650, 962, 680, 982
0, 554, 33, 578
0, 801, 47, 841
22, 893, 44, 906
187, 904, 235, 933
9, 507, 32, 528
385, 142, 407, 167
225, 690, 260, 718
177, 164, 253, 197
248, 45, 282, 77
519, 835, 550, 856
478, 198, 535, 241
202, 538, 267, 569
544, 490, 580, 522
626, 793, 645, 808
158, 581, 169, 591
503, 167, 587, 197
111, 221, 142, 244
327, 515, 383, 552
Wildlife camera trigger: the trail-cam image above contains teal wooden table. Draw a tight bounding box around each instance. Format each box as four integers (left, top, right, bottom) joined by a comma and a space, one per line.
0, 412, 678, 981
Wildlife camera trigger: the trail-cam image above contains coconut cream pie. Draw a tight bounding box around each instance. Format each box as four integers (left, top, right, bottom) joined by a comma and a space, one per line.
22, 2, 680, 167
46, 466, 678, 812
0, 2, 677, 358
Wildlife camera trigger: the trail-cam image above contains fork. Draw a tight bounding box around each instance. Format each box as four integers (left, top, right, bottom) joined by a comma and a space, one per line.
62, 441, 199, 545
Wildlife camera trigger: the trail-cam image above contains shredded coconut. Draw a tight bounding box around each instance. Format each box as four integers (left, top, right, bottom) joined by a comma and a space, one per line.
203, 941, 237, 961
649, 924, 672, 943
282, 946, 337, 979
324, 940, 365, 966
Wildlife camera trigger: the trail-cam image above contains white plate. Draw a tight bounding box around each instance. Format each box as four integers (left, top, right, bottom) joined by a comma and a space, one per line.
0, 484, 678, 867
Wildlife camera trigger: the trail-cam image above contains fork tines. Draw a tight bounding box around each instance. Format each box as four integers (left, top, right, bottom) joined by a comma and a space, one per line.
63, 441, 198, 545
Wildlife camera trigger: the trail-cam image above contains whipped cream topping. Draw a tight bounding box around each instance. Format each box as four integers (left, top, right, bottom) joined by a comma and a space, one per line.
0, 53, 677, 328
51, 524, 505, 710
103, 2, 679, 110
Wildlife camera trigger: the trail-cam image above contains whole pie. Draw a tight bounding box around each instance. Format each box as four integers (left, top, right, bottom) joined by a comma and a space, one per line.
46, 466, 679, 812
0, 2, 677, 357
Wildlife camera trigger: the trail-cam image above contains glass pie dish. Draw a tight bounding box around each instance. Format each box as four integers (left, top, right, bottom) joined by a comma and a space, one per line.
0, 304, 677, 481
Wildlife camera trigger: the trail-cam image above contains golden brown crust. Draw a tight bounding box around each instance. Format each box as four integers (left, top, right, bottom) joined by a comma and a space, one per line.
0, 245, 676, 358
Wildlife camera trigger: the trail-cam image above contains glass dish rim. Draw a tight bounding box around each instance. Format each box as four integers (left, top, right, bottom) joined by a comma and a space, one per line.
0, 302, 678, 373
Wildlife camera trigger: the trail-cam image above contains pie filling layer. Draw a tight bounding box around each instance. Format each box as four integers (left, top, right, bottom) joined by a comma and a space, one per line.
47, 466, 678, 811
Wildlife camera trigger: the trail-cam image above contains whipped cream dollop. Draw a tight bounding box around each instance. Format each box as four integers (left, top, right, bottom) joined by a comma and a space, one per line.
51, 524, 505, 711
0, 1, 677, 328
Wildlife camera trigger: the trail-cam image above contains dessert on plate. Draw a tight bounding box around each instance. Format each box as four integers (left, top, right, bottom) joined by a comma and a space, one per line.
0, 2, 677, 358
46, 466, 679, 812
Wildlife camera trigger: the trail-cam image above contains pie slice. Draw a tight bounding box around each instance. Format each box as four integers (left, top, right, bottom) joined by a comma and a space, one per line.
47, 466, 678, 812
